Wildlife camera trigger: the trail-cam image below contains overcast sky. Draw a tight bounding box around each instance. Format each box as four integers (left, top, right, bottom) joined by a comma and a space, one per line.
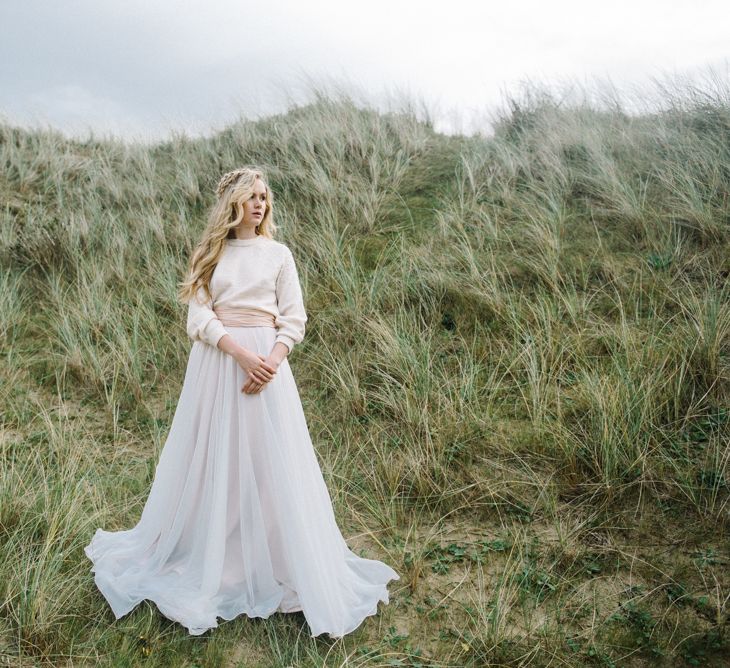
1, 0, 728, 142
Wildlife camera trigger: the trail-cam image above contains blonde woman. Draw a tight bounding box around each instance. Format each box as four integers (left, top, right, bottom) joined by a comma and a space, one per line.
84, 167, 399, 638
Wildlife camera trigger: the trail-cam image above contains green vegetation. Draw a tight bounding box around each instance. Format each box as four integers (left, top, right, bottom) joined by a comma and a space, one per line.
1, 76, 728, 666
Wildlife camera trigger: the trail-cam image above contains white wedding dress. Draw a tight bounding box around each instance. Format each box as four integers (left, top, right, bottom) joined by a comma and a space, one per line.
84, 324, 399, 637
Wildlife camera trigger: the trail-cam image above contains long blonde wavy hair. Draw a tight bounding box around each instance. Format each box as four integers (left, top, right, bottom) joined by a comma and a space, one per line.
178, 166, 277, 305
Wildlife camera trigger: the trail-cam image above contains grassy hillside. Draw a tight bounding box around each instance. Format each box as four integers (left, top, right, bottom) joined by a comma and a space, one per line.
1, 80, 728, 666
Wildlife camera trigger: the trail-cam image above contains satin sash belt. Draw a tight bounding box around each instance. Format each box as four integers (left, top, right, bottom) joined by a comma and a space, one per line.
213, 306, 277, 328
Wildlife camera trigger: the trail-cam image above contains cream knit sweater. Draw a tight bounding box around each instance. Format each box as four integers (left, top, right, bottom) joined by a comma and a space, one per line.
186, 235, 307, 353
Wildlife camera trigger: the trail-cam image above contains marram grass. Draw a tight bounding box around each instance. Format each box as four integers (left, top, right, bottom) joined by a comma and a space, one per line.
1, 78, 728, 666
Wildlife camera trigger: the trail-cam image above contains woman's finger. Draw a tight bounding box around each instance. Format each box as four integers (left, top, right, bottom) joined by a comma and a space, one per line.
243, 378, 265, 394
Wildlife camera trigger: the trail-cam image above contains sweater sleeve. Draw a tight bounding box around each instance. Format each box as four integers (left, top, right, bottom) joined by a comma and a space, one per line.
274, 248, 307, 353
186, 285, 228, 348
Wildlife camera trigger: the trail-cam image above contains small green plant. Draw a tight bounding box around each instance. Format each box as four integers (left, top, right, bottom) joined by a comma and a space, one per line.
608, 600, 663, 659
384, 624, 409, 648
518, 562, 558, 602
692, 547, 724, 568
424, 542, 470, 574
679, 628, 727, 666
585, 643, 618, 667
646, 252, 673, 270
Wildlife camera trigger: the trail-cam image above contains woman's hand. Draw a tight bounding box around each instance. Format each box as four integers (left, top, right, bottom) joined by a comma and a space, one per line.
234, 348, 278, 393
240, 342, 290, 394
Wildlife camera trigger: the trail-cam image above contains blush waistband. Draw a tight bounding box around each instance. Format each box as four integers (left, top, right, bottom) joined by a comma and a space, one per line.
213, 306, 276, 328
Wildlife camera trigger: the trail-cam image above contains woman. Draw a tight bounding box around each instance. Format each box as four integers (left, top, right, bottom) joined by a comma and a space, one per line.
84, 166, 400, 638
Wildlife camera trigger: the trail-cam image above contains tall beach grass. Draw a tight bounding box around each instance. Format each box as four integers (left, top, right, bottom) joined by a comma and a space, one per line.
1, 73, 728, 665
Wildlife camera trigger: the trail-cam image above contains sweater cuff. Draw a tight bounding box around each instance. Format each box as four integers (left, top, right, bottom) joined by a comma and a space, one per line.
204, 319, 228, 348
275, 334, 295, 354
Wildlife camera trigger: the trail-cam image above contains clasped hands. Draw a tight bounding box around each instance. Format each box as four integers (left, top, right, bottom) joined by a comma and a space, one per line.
235, 344, 287, 394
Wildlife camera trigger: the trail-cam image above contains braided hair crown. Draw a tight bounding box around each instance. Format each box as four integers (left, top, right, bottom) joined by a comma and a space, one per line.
215, 168, 250, 198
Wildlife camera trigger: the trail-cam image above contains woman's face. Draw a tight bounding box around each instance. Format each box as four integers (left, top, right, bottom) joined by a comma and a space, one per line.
242, 179, 268, 227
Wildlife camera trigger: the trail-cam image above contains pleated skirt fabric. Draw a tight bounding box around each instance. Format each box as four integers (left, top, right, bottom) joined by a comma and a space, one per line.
83, 325, 399, 638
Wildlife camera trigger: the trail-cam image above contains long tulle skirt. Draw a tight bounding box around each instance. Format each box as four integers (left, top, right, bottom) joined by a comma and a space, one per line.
83, 325, 399, 637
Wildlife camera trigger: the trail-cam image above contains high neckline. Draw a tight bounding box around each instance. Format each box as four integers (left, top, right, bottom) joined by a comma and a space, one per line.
226, 235, 265, 246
